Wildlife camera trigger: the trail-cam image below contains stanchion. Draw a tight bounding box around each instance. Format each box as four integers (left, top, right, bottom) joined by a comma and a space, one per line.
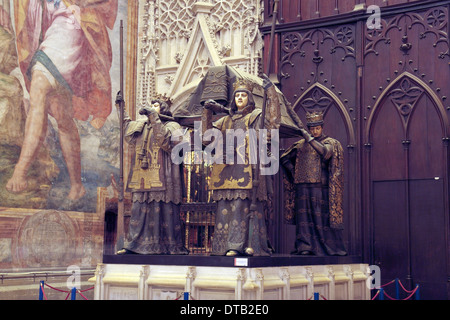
379, 288, 384, 300
38, 281, 94, 300
371, 278, 421, 300
39, 281, 46, 300
395, 278, 400, 300
71, 287, 77, 300
308, 292, 327, 300
415, 285, 420, 300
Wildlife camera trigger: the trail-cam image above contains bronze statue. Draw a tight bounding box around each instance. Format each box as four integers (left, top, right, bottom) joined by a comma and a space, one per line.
201, 75, 281, 256
117, 98, 188, 255
281, 111, 347, 256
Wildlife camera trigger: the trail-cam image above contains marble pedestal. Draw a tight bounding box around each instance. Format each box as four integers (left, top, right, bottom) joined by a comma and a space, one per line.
90, 255, 370, 300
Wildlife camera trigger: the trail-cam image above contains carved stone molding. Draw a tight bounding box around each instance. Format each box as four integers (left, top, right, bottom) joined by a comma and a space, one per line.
136, 0, 264, 112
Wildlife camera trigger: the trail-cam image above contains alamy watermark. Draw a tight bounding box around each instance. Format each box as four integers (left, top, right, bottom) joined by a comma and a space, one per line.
170, 121, 280, 176
366, 265, 381, 289
366, 5, 382, 30
66, 265, 81, 290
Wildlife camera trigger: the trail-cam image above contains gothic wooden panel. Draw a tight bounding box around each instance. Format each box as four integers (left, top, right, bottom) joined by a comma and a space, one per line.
410, 179, 447, 299
270, 0, 450, 298
372, 180, 409, 288
280, 25, 357, 140
370, 94, 406, 181
363, 3, 450, 299
266, 0, 424, 24
278, 22, 359, 254
408, 94, 446, 180
370, 83, 448, 298
363, 6, 450, 140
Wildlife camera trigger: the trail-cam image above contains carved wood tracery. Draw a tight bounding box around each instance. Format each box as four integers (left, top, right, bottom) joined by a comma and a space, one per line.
363, 6, 450, 144
293, 83, 356, 147
280, 25, 356, 80
366, 72, 449, 144
364, 7, 449, 59
280, 24, 357, 147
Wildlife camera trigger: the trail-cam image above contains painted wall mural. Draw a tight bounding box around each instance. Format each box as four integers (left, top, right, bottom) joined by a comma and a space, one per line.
0, 0, 127, 213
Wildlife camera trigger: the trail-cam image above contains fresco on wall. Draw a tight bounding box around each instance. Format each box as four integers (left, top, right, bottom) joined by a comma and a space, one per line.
0, 0, 126, 213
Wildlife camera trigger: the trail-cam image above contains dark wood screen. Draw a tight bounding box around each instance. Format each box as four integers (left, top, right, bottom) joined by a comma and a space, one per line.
264, 0, 424, 23
264, 0, 450, 299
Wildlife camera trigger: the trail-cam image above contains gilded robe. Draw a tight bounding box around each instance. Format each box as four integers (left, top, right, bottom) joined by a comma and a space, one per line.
122, 112, 188, 255
202, 85, 280, 257
281, 135, 347, 256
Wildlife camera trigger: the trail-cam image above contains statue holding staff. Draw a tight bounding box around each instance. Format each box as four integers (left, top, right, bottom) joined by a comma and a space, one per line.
201, 75, 281, 257
117, 98, 189, 255
281, 111, 347, 256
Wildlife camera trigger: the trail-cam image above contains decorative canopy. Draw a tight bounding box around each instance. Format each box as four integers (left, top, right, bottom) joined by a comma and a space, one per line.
172, 65, 304, 137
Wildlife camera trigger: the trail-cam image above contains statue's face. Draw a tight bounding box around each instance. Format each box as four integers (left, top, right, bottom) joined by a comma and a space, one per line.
151, 101, 161, 114
235, 91, 249, 110
309, 125, 323, 138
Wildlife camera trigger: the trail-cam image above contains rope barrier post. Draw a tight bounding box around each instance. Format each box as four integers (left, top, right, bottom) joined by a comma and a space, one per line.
71, 287, 77, 300
371, 290, 380, 300
415, 285, 420, 300
395, 278, 400, 300
314, 292, 319, 300
39, 281, 44, 300
379, 288, 384, 300
183, 292, 189, 300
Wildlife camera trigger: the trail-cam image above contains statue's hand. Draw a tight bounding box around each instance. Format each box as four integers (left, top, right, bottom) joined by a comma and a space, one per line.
204, 99, 225, 114
261, 73, 273, 90
300, 128, 314, 143
139, 106, 158, 116
115, 91, 123, 105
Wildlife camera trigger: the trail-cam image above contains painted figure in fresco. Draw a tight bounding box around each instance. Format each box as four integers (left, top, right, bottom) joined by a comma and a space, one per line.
201, 75, 281, 256
281, 111, 347, 256
117, 99, 189, 255
6, 0, 117, 207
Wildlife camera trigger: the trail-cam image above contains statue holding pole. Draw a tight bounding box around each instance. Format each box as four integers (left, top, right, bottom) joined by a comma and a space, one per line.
201, 74, 281, 257
116, 97, 189, 255
281, 111, 347, 256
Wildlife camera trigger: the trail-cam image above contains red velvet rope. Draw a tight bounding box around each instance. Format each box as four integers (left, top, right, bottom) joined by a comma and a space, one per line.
398, 280, 416, 293
41, 282, 94, 300
378, 279, 395, 288
372, 278, 420, 300
77, 290, 89, 300
44, 282, 69, 293
383, 286, 419, 300
371, 290, 380, 300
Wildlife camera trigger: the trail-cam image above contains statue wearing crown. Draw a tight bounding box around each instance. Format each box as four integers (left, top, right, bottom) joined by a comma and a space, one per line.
281, 110, 347, 256
117, 95, 189, 255
201, 74, 281, 256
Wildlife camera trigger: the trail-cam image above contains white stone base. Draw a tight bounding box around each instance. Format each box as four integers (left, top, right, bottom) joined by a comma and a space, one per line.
89, 263, 370, 300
